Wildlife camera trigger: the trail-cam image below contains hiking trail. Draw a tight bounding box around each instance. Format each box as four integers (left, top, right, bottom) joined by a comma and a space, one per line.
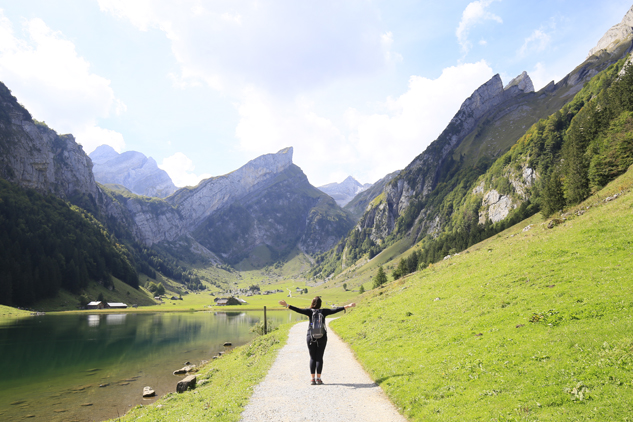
240, 320, 406, 422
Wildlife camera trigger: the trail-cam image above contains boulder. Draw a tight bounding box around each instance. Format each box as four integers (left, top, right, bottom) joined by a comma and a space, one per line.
223, 342, 232, 347
176, 375, 197, 393
142, 386, 155, 398
173, 365, 196, 375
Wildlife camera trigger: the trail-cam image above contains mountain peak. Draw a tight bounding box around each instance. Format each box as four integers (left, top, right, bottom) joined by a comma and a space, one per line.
89, 147, 177, 198
504, 71, 534, 93
90, 144, 119, 165
588, 5, 633, 58
318, 176, 370, 207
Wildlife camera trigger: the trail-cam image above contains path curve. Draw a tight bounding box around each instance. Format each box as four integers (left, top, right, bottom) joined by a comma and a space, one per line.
240, 320, 406, 422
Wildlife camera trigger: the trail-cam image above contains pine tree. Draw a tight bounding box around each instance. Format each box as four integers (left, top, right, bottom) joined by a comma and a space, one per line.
373, 266, 387, 288
541, 170, 566, 217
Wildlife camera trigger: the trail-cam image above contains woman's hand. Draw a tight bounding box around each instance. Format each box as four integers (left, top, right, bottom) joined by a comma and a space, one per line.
344, 303, 356, 309
279, 300, 288, 308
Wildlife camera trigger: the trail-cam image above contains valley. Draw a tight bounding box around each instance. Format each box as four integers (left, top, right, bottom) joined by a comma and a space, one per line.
1, 3, 633, 421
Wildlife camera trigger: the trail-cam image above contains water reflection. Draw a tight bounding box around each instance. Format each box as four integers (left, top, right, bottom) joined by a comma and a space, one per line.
0, 310, 302, 422
87, 314, 100, 327
105, 313, 126, 325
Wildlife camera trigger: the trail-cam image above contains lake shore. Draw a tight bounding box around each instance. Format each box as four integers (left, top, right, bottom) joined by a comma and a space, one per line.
112, 322, 294, 422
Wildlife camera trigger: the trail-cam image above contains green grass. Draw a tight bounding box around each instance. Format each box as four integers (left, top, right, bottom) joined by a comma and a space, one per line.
0, 304, 31, 322
330, 166, 633, 421
113, 323, 292, 422
33, 276, 156, 312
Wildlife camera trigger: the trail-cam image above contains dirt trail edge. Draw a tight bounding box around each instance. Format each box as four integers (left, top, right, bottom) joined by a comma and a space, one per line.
240, 320, 407, 422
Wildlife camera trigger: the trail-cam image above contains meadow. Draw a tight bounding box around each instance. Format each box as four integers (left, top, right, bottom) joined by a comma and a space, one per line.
330, 166, 633, 421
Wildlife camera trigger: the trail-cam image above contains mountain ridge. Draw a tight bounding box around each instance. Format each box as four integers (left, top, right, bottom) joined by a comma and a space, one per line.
90, 145, 177, 198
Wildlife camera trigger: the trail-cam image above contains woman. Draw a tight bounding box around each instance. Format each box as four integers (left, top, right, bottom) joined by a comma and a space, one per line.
279, 296, 356, 385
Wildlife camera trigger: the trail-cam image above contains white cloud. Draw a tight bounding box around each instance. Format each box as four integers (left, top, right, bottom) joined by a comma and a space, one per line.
456, 0, 502, 55
0, 11, 125, 153
99, 0, 393, 95
529, 62, 561, 91
75, 126, 125, 154
235, 61, 495, 185
159, 152, 211, 187
234, 87, 351, 185
345, 61, 495, 183
519, 29, 551, 58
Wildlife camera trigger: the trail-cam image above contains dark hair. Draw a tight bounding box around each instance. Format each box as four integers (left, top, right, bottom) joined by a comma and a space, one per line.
310, 296, 322, 309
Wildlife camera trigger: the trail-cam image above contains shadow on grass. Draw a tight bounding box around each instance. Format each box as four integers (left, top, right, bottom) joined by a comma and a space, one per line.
375, 373, 412, 385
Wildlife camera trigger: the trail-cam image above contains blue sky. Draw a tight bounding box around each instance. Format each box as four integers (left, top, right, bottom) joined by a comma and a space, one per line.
0, 0, 631, 187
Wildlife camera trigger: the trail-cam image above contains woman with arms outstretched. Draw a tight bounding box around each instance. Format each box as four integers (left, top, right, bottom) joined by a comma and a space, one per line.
279, 296, 356, 385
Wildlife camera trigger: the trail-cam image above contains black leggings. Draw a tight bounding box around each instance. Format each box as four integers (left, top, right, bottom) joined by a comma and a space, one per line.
306, 334, 327, 374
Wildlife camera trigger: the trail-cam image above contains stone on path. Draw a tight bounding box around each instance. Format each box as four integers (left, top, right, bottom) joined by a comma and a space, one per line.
240, 321, 406, 422
142, 386, 155, 397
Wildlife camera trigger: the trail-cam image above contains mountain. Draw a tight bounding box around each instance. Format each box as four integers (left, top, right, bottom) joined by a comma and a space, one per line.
318, 176, 371, 207
311, 10, 633, 278
343, 170, 400, 222
0, 78, 353, 304
90, 145, 177, 198
0, 84, 98, 202
0, 83, 140, 306
588, 5, 633, 58
108, 147, 354, 266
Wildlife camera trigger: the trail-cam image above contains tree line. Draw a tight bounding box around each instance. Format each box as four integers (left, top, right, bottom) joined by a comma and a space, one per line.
0, 180, 138, 306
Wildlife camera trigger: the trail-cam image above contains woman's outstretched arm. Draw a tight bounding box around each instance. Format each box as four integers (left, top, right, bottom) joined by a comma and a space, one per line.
279, 300, 312, 317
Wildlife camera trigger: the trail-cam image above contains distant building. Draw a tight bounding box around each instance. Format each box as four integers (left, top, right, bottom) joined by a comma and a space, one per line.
107, 302, 128, 309
86, 301, 105, 309
215, 297, 242, 306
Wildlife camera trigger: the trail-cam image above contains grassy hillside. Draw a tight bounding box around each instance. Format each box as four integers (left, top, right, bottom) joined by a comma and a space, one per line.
330, 165, 633, 421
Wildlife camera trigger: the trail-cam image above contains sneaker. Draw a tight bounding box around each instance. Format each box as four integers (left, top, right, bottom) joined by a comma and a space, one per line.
310, 380, 316, 385
316, 379, 323, 385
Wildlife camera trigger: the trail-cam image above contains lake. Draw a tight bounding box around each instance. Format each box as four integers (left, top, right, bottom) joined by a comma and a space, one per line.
0, 310, 302, 421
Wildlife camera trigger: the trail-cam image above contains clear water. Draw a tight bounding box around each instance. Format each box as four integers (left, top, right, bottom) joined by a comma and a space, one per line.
0, 310, 301, 421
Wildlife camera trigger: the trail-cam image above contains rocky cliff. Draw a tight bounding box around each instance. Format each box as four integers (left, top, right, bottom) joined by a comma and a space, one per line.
315, 26, 633, 276
0, 83, 99, 202
90, 145, 177, 198
103, 147, 353, 265
588, 5, 633, 58
168, 147, 295, 233
357, 71, 535, 242
193, 164, 353, 264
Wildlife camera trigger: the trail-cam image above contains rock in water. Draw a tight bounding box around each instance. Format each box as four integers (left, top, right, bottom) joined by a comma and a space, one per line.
176, 375, 197, 393
142, 386, 155, 397
173, 365, 196, 375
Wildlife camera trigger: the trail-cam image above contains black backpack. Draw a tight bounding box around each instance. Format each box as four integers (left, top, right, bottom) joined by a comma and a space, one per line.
309, 309, 325, 340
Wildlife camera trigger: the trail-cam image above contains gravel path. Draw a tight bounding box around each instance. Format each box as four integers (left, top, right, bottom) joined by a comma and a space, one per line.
240, 320, 407, 422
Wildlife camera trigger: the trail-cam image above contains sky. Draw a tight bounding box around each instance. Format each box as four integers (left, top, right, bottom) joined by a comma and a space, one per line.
0, 0, 631, 187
